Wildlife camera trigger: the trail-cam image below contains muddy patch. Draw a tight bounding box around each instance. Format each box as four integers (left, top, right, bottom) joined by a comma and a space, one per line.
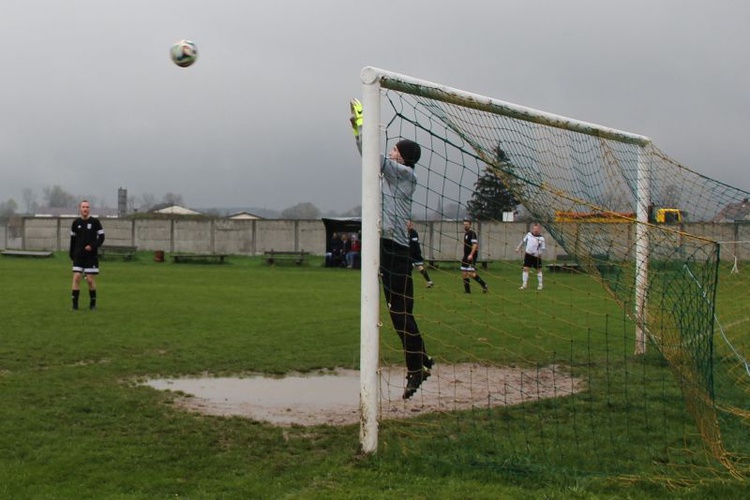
145, 363, 583, 427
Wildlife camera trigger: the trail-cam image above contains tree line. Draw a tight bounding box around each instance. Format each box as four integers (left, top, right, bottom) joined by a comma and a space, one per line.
1, 144, 519, 221
0, 185, 362, 220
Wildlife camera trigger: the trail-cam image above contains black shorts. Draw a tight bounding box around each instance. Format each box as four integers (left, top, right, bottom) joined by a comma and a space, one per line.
72, 253, 100, 274
461, 256, 476, 272
523, 253, 542, 270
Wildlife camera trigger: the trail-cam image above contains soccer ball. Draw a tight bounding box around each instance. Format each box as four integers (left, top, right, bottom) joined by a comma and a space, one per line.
170, 39, 198, 68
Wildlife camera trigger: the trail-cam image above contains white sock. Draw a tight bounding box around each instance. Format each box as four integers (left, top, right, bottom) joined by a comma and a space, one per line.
522, 271, 529, 286
537, 272, 543, 288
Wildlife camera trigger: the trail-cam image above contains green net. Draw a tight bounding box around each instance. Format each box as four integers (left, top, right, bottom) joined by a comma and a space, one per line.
370, 74, 750, 482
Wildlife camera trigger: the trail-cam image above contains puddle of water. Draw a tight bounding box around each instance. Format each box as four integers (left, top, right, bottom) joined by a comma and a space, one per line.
143, 369, 404, 426
146, 372, 363, 409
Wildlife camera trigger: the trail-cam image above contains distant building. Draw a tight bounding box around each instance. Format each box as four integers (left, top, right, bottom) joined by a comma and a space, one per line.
228, 211, 263, 220
154, 205, 202, 216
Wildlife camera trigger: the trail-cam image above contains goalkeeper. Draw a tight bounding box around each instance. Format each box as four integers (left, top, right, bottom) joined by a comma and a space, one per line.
350, 98, 433, 400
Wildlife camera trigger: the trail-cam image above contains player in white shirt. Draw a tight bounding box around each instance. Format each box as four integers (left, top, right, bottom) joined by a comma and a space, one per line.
516, 223, 546, 290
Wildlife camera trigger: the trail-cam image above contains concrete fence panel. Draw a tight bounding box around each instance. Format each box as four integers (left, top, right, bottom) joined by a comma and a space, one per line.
135, 220, 172, 252
173, 220, 213, 254
214, 219, 255, 255
104, 220, 136, 247
255, 220, 298, 253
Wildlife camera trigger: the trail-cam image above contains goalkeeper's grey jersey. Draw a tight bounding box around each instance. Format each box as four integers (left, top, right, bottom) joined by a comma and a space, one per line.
354, 132, 415, 247
380, 155, 415, 247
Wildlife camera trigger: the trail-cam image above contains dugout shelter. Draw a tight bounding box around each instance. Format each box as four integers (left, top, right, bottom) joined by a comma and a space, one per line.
321, 217, 361, 268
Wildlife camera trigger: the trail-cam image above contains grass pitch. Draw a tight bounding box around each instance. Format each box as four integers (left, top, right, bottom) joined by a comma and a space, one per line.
0, 252, 746, 499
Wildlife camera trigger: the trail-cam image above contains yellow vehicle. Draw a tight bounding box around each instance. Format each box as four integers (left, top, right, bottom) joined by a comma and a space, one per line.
653, 208, 683, 224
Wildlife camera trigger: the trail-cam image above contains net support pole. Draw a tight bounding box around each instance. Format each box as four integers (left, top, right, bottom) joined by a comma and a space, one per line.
634, 143, 651, 355
359, 69, 383, 454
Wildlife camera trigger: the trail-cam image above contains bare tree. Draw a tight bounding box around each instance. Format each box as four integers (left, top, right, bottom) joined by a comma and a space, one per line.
22, 188, 37, 214
140, 193, 157, 212
0, 199, 18, 218
660, 184, 681, 208
43, 185, 76, 208
599, 188, 633, 213
340, 205, 361, 217
163, 192, 184, 206
281, 202, 321, 219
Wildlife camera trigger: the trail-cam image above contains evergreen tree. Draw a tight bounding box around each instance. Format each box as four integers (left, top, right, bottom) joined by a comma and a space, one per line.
466, 146, 518, 221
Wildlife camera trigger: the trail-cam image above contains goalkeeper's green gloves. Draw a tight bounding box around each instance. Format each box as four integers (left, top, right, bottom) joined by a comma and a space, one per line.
350, 98, 363, 137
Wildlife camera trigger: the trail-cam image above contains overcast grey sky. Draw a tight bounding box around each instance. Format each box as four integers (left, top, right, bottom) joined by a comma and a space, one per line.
1, 0, 748, 213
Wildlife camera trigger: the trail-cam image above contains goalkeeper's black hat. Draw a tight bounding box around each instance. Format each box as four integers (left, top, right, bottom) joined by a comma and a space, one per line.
395, 139, 421, 167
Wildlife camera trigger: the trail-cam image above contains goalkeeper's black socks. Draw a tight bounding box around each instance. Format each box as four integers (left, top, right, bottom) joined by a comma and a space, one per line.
71, 290, 80, 310
463, 278, 471, 293
89, 290, 97, 310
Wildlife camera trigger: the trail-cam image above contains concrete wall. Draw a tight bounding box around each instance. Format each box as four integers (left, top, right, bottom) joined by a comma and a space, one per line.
2, 217, 748, 262
25, 218, 65, 251
174, 220, 213, 254
103, 219, 135, 247
255, 220, 298, 254
214, 219, 255, 255
135, 219, 173, 252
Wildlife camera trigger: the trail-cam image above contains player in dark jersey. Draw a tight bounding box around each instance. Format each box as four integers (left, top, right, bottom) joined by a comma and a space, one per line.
69, 200, 105, 310
461, 218, 489, 294
407, 220, 433, 288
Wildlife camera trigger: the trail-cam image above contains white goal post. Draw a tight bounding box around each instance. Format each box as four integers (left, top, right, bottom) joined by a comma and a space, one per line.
357, 66, 654, 454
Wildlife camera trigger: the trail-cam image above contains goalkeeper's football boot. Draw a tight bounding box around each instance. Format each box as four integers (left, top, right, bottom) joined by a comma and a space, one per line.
403, 367, 430, 400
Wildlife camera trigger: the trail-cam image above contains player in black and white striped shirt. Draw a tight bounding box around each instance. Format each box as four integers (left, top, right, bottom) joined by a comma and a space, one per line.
461, 218, 489, 294
69, 200, 105, 310
516, 222, 546, 290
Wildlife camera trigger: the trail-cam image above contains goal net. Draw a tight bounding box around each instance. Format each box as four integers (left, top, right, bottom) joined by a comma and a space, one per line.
358, 66, 750, 482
